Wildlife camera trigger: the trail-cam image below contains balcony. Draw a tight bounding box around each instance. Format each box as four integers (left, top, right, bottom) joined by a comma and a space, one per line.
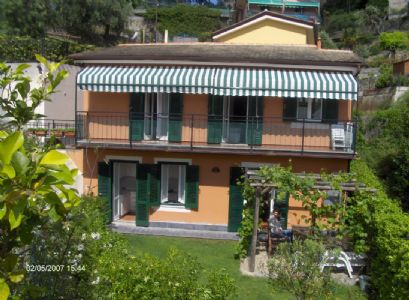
75, 112, 356, 158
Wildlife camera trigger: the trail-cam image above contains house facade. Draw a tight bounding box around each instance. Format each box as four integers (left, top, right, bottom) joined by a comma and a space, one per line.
70, 12, 360, 233
247, 0, 321, 22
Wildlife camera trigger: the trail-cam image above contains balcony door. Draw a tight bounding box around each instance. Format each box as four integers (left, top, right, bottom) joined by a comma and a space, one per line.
112, 162, 137, 221
144, 93, 169, 141
223, 96, 248, 144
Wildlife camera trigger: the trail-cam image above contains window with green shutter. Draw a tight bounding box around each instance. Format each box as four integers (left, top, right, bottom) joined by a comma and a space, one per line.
130, 93, 145, 141
168, 93, 183, 142
207, 95, 223, 144
185, 165, 199, 209
98, 161, 112, 223
228, 167, 244, 232
283, 98, 339, 124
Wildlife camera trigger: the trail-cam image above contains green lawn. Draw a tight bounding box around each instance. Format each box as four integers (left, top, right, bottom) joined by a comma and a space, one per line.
123, 234, 366, 300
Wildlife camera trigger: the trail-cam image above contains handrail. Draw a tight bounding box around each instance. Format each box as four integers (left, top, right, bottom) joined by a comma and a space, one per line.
75, 112, 356, 154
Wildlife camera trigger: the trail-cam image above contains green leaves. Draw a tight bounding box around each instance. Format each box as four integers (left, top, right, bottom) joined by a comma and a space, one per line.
9, 199, 26, 230
0, 132, 24, 165
40, 150, 68, 165
0, 279, 10, 300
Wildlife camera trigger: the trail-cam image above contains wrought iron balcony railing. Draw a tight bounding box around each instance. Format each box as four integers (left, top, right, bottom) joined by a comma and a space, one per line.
75, 111, 356, 155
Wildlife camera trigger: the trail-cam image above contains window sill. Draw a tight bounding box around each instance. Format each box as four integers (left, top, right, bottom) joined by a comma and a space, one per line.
156, 205, 192, 213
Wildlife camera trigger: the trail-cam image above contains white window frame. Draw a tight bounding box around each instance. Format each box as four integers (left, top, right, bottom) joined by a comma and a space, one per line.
160, 164, 186, 206
144, 93, 169, 141
154, 158, 191, 208
296, 98, 322, 122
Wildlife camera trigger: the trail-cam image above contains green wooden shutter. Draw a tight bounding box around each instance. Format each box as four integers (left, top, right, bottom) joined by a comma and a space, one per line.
207, 95, 223, 144
136, 164, 150, 226
228, 167, 244, 232
322, 99, 339, 124
283, 98, 297, 121
148, 164, 161, 206
247, 96, 263, 145
185, 165, 199, 209
130, 93, 145, 141
98, 162, 112, 223
168, 93, 183, 142
274, 191, 289, 230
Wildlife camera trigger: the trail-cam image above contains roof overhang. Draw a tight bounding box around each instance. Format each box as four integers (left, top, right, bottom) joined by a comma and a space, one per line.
73, 59, 359, 74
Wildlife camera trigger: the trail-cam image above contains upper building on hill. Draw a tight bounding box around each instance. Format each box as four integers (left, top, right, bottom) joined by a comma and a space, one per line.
235, 0, 321, 23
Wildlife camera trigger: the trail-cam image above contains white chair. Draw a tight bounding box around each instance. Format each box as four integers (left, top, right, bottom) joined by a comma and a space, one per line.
320, 250, 354, 278
331, 124, 346, 150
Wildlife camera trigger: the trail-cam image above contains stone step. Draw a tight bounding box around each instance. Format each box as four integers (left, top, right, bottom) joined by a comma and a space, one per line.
110, 221, 239, 240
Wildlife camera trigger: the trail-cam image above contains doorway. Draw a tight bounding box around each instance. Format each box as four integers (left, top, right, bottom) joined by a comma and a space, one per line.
112, 162, 137, 221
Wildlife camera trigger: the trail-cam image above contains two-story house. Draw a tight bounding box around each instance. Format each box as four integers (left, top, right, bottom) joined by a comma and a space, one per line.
69, 11, 360, 233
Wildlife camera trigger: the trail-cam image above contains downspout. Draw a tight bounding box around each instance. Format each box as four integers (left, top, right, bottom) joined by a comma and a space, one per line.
74, 69, 79, 146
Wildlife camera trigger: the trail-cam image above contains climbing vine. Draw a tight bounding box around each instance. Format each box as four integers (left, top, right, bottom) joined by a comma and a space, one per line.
236, 165, 355, 258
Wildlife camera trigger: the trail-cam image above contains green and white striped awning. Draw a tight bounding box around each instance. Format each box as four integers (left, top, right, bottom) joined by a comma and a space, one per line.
77, 66, 216, 94
212, 68, 357, 100
77, 66, 358, 100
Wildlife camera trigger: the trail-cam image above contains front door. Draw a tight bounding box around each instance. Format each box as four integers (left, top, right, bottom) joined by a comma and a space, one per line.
112, 161, 137, 221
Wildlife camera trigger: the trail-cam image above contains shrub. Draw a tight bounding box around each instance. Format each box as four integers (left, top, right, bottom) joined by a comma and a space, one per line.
375, 64, 393, 88
319, 31, 337, 49
348, 160, 409, 298
0, 35, 94, 62
268, 239, 335, 300
22, 197, 237, 299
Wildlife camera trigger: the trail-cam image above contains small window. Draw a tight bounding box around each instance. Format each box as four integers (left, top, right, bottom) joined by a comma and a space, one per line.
323, 190, 341, 206
297, 98, 322, 121
160, 164, 186, 205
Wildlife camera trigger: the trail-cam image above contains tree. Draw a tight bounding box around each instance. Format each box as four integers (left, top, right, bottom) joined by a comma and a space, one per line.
0, 56, 80, 298
380, 31, 409, 59
144, 4, 222, 41
55, 0, 133, 42
0, 0, 56, 37
358, 5, 387, 35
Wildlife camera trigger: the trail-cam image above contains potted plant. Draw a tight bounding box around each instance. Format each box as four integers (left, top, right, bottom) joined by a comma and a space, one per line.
51, 128, 63, 137
31, 127, 47, 136
62, 128, 75, 138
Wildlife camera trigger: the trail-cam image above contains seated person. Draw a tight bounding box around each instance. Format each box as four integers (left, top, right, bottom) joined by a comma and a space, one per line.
268, 210, 285, 238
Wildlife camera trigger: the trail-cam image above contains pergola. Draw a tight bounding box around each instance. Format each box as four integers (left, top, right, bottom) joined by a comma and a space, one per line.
246, 170, 375, 273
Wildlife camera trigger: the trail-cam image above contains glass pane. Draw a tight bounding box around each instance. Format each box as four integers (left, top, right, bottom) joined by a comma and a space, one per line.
311, 99, 322, 120
144, 94, 154, 138
179, 166, 186, 204
226, 96, 247, 144
156, 93, 168, 139
167, 165, 179, 203
297, 99, 308, 119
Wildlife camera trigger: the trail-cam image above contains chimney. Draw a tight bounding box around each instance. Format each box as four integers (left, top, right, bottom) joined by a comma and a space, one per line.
164, 29, 168, 43
317, 37, 322, 49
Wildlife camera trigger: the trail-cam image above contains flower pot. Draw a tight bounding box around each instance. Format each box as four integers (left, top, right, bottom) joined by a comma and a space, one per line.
35, 130, 46, 136
63, 131, 75, 138
51, 131, 63, 137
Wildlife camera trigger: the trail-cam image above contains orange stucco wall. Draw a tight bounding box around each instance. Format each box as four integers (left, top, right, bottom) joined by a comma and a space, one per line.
83, 92, 354, 151
76, 148, 349, 227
